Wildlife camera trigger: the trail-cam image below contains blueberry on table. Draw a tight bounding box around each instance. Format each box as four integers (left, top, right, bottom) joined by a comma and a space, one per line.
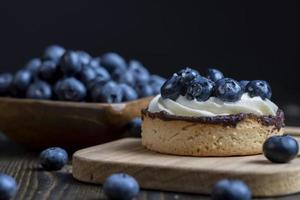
39, 147, 68, 171
101, 52, 127, 73
127, 117, 142, 137
135, 82, 153, 98
177, 67, 199, 85
0, 73, 13, 95
239, 80, 249, 92
148, 75, 166, 94
212, 179, 251, 200
39, 60, 61, 83
263, 135, 299, 163
43, 45, 65, 62
160, 74, 183, 100
0, 174, 17, 200
103, 173, 139, 200
91, 81, 123, 103
120, 84, 138, 102
59, 51, 82, 75
246, 80, 272, 100
214, 78, 243, 102
206, 68, 224, 82
186, 76, 214, 101
26, 81, 52, 100
25, 58, 42, 74
55, 78, 86, 101
128, 60, 150, 83
13, 69, 33, 91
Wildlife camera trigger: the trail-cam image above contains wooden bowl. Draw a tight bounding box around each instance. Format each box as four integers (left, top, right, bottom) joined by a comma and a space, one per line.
0, 97, 152, 150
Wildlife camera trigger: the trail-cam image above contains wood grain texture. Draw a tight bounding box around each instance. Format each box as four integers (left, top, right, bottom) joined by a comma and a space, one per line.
0, 137, 298, 200
73, 138, 300, 197
0, 97, 151, 150
285, 126, 300, 136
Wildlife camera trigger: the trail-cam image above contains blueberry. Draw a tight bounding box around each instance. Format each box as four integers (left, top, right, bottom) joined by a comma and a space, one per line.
135, 82, 153, 98
128, 60, 150, 83
161, 74, 183, 100
59, 51, 82, 75
246, 80, 272, 100
186, 76, 214, 101
120, 84, 138, 101
127, 117, 142, 137
87, 69, 111, 91
214, 78, 243, 102
91, 81, 122, 103
263, 135, 299, 163
101, 52, 127, 73
212, 179, 251, 200
90, 57, 101, 68
39, 147, 68, 171
39, 60, 61, 83
239, 80, 249, 92
26, 81, 52, 100
0, 73, 13, 95
177, 67, 199, 85
76, 66, 97, 84
149, 75, 166, 95
25, 58, 42, 74
13, 69, 33, 91
112, 69, 135, 86
0, 174, 17, 200
55, 78, 86, 101
76, 51, 92, 66
207, 68, 224, 82
93, 66, 110, 79
103, 173, 139, 200
43, 45, 65, 62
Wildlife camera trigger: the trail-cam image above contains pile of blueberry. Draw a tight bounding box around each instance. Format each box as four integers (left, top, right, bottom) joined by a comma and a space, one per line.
161, 67, 272, 102
0, 45, 166, 103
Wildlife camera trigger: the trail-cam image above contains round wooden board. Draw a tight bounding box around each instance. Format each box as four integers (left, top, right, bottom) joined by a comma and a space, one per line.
72, 138, 300, 197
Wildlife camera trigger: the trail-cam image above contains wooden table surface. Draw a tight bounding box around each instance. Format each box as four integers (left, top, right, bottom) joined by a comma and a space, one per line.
0, 134, 300, 200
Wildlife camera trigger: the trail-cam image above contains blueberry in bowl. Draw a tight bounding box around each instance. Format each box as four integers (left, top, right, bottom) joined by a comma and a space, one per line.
101, 52, 127, 73
55, 77, 87, 102
26, 81, 52, 100
59, 50, 83, 75
0, 73, 13, 96
91, 81, 122, 103
43, 44, 65, 62
0, 45, 163, 150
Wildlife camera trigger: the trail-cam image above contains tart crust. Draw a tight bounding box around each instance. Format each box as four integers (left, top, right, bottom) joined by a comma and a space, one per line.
141, 109, 284, 156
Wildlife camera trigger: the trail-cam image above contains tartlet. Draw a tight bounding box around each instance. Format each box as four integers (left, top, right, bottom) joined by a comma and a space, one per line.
141, 68, 284, 156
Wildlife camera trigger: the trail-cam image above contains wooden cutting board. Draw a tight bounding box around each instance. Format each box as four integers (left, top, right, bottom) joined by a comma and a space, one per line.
72, 136, 300, 197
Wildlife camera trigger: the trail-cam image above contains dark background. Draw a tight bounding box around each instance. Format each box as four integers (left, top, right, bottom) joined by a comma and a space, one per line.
0, 0, 299, 109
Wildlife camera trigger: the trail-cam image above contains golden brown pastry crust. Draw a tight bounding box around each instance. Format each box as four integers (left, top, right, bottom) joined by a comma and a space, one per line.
141, 109, 284, 156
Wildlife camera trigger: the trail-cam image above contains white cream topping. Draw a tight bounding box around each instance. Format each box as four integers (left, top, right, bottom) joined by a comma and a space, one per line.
148, 93, 278, 117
